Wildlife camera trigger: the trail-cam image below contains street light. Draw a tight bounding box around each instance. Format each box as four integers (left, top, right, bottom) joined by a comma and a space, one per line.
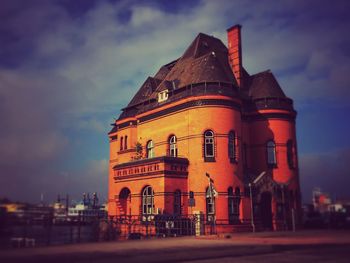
248, 183, 255, 233
248, 171, 266, 233
206, 173, 218, 234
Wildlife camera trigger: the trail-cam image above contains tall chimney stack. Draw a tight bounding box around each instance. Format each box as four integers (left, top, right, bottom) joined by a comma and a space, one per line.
227, 24, 243, 87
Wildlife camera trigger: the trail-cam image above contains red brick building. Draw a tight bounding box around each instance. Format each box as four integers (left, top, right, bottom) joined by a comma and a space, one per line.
108, 24, 301, 233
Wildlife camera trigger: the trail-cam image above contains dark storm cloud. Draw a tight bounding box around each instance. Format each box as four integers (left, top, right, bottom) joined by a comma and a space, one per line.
300, 148, 350, 202
0, 0, 349, 202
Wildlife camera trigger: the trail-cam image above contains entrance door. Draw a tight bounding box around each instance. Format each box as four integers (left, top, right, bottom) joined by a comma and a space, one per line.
260, 192, 273, 230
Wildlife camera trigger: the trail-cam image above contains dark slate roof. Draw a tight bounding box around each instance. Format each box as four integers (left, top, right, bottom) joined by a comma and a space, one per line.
126, 33, 238, 107
127, 77, 162, 107
153, 59, 178, 80
114, 32, 292, 123
157, 33, 236, 89
247, 70, 286, 100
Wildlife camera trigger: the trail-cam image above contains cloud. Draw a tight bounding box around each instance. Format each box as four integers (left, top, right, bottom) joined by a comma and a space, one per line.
76, 118, 107, 133
299, 148, 350, 202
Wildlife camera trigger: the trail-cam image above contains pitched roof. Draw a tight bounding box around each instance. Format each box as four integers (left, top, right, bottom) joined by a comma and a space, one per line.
247, 70, 286, 99
126, 33, 238, 107
127, 77, 162, 107
115, 32, 292, 123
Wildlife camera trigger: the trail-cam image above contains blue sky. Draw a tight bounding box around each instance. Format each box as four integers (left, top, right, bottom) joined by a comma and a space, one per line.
0, 0, 349, 203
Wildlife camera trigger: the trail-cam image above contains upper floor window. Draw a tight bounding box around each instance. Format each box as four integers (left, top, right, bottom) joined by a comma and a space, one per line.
204, 130, 215, 161
124, 135, 128, 150
287, 140, 294, 169
206, 187, 215, 221
267, 140, 277, 167
228, 131, 236, 162
169, 135, 178, 157
120, 136, 124, 151
146, 140, 154, 158
158, 89, 168, 102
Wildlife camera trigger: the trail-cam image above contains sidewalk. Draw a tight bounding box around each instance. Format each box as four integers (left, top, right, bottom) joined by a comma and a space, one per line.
1, 230, 349, 263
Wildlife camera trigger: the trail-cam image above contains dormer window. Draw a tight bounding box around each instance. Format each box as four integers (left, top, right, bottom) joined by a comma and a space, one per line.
158, 89, 168, 102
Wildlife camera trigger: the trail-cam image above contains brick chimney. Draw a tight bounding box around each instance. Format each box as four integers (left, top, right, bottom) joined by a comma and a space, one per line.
227, 24, 243, 87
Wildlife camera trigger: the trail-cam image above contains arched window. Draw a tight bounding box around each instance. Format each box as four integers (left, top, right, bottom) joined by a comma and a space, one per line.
124, 136, 128, 150
267, 140, 277, 166
173, 190, 181, 215
287, 140, 294, 169
204, 130, 215, 161
228, 131, 236, 162
142, 186, 154, 215
206, 187, 215, 221
228, 187, 240, 224
169, 135, 178, 157
146, 140, 154, 158
120, 136, 124, 151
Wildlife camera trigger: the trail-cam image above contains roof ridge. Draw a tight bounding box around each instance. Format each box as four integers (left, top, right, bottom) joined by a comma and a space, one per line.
193, 34, 201, 58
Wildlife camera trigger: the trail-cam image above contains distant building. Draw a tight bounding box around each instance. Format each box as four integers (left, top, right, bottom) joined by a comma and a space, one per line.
108, 24, 301, 232
67, 193, 106, 222
0, 203, 26, 214
313, 187, 332, 213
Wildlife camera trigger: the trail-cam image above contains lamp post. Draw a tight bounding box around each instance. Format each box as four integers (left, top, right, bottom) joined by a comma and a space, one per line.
206, 173, 217, 234
248, 183, 255, 233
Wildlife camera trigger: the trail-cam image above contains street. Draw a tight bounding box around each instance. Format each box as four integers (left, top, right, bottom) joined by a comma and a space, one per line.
1, 230, 349, 262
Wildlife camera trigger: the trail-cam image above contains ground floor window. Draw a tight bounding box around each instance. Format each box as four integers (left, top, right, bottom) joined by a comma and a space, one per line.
206, 187, 215, 221
142, 186, 154, 217
228, 187, 240, 224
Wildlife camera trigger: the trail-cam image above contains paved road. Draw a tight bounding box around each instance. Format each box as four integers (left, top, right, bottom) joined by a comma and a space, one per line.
1, 230, 350, 262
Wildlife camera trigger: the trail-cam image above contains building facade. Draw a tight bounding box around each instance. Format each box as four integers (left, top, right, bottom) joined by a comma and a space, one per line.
108, 25, 301, 233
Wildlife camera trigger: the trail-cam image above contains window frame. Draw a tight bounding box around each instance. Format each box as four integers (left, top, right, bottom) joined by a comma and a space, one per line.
206, 187, 215, 221
158, 89, 169, 102
169, 135, 178, 157
204, 130, 215, 162
228, 187, 240, 224
124, 135, 128, 150
120, 136, 124, 151
228, 131, 237, 163
146, 140, 154, 158
142, 186, 154, 215
266, 140, 277, 167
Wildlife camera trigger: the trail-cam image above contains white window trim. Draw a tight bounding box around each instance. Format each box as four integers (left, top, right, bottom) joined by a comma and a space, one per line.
158, 89, 169, 102
204, 130, 215, 158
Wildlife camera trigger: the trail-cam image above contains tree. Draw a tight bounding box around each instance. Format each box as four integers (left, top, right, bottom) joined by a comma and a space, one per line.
133, 142, 143, 160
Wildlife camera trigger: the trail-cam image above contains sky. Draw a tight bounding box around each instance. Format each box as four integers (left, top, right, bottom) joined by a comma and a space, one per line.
0, 0, 349, 204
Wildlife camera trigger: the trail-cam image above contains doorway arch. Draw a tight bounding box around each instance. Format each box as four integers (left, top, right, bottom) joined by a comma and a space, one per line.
119, 187, 131, 216
260, 192, 273, 230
